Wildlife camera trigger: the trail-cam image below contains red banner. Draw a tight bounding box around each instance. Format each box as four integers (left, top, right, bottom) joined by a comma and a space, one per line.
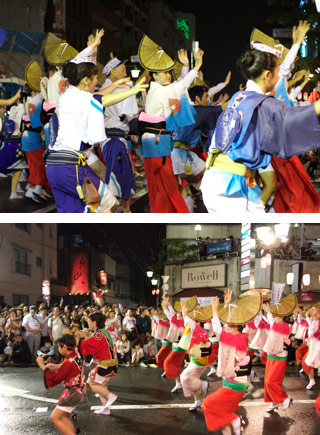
70, 253, 89, 294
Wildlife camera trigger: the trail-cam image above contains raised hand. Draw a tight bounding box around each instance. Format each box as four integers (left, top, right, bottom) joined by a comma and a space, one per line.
88, 29, 105, 51
211, 296, 220, 310
177, 49, 189, 67
293, 20, 311, 45
193, 49, 204, 66
132, 77, 149, 95
224, 71, 232, 86
224, 288, 232, 305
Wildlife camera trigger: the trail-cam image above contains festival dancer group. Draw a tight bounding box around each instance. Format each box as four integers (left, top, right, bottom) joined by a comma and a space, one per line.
2, 19, 320, 212
37, 287, 320, 435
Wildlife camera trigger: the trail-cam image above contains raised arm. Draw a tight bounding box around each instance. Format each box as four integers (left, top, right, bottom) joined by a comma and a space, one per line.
211, 296, 222, 339
102, 79, 148, 107
0, 89, 21, 107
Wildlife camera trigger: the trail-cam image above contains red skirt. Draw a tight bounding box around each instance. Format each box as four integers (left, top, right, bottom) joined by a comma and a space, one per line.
264, 358, 287, 403
163, 350, 186, 379
302, 352, 313, 375
210, 343, 219, 364
272, 156, 320, 213
25, 148, 50, 189
144, 156, 189, 213
156, 344, 172, 369
296, 342, 308, 365
247, 349, 255, 359
316, 395, 320, 417
203, 387, 245, 432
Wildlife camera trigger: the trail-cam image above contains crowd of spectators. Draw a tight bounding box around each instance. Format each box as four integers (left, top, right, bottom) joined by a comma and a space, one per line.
256, 240, 320, 260
0, 300, 159, 368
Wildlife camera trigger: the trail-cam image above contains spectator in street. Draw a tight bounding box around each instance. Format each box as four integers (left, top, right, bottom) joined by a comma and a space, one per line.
5, 309, 22, 340
198, 237, 206, 261
105, 310, 120, 344
22, 305, 43, 361
0, 340, 13, 364
0, 311, 6, 337
136, 307, 151, 346
10, 332, 32, 365
38, 306, 50, 347
116, 333, 131, 366
131, 340, 146, 366
123, 309, 137, 343
143, 336, 158, 366
37, 339, 55, 362
48, 306, 65, 358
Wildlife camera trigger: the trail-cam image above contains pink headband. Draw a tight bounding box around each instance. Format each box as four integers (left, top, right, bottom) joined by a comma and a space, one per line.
251, 41, 283, 58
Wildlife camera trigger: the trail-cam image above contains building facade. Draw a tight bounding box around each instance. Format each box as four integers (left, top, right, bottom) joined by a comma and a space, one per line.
0, 224, 58, 306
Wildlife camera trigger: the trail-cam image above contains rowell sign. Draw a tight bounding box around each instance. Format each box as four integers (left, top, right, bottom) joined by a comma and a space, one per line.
181, 264, 226, 289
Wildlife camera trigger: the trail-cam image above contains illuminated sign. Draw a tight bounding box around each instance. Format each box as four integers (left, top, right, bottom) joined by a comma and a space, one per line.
177, 19, 190, 40
70, 253, 89, 294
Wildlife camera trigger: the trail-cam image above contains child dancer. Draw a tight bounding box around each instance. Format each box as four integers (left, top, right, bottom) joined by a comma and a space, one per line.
36, 334, 86, 435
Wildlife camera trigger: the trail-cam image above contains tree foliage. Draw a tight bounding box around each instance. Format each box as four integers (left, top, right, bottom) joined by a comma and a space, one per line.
153, 239, 198, 274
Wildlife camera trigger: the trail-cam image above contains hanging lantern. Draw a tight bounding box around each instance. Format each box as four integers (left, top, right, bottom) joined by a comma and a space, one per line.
266, 253, 272, 267
156, 289, 160, 295
303, 274, 311, 286
287, 273, 294, 285
152, 289, 156, 295
261, 256, 268, 269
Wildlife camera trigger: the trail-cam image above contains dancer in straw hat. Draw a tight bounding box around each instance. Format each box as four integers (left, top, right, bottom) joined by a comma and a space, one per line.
262, 294, 297, 412
179, 300, 214, 411
202, 289, 260, 434
161, 297, 187, 393
137, 36, 204, 212
201, 23, 320, 214
45, 29, 149, 213
299, 306, 320, 390
294, 306, 310, 375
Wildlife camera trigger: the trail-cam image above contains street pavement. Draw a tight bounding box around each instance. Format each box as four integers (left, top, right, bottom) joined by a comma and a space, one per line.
1, 363, 320, 435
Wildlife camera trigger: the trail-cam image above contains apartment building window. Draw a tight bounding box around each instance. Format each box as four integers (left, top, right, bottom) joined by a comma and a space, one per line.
15, 223, 31, 233
13, 294, 29, 306
36, 256, 43, 268
0, 296, 4, 305
13, 248, 31, 275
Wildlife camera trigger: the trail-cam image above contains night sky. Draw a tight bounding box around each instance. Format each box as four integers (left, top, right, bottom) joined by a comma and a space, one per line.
168, 0, 274, 94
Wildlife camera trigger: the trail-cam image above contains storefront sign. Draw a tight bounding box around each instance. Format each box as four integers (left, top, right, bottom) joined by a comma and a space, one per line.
300, 292, 314, 303
207, 241, 232, 255
181, 264, 226, 289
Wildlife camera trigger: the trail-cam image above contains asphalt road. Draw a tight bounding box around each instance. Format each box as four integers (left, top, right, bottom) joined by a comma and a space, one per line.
1, 364, 320, 435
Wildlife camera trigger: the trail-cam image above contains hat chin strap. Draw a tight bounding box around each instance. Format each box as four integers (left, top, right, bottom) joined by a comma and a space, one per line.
155, 73, 171, 86
227, 303, 238, 322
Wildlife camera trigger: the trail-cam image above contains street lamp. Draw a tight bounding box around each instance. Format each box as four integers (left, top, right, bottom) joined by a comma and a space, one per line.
151, 278, 158, 286
147, 270, 153, 278
195, 224, 202, 240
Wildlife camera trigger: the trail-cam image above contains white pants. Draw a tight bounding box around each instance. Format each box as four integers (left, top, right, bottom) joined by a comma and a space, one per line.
201, 168, 265, 214
171, 148, 205, 176
24, 331, 41, 361
180, 362, 207, 397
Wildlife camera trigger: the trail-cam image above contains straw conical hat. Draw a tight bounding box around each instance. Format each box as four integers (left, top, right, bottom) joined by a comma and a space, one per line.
189, 76, 206, 89
174, 296, 198, 314
44, 32, 78, 65
250, 28, 295, 65
312, 302, 320, 311
188, 305, 213, 323
156, 309, 168, 321
172, 61, 183, 81
138, 35, 176, 72
25, 61, 44, 92
270, 294, 297, 317
218, 293, 262, 325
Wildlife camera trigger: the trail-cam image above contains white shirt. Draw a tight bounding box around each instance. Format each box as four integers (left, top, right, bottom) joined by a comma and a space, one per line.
101, 78, 138, 133
22, 313, 42, 332
48, 315, 65, 341
52, 86, 106, 152
145, 69, 198, 118
123, 316, 136, 331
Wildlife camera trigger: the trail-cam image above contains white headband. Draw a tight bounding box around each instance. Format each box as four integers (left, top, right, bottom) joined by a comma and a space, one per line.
102, 58, 123, 76
251, 41, 283, 58
70, 56, 96, 65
